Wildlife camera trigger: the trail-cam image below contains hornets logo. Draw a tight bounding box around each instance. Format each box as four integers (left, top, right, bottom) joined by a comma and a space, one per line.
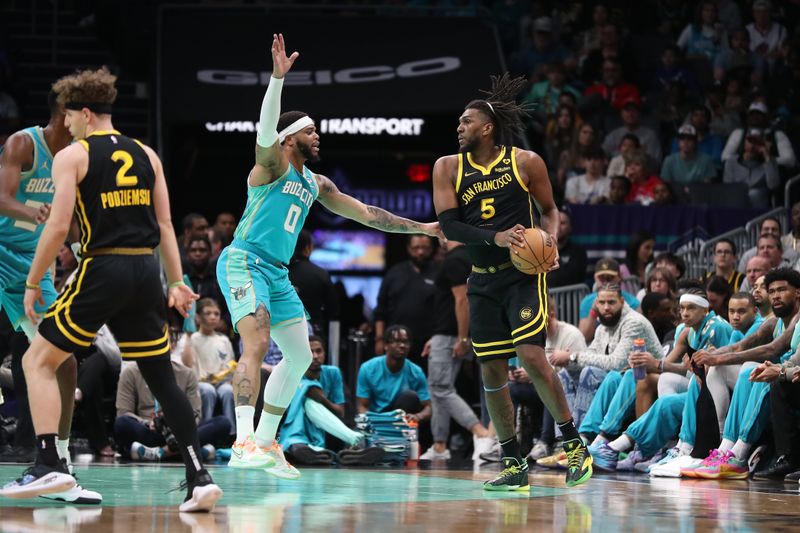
519, 306, 533, 321
231, 281, 253, 302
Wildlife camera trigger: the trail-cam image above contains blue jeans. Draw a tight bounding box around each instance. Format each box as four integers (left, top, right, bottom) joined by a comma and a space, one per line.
199, 381, 235, 435
114, 414, 231, 457
559, 366, 608, 430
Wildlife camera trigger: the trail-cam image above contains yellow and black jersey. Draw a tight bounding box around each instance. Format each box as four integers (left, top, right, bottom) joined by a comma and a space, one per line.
455, 146, 536, 268
74, 130, 159, 254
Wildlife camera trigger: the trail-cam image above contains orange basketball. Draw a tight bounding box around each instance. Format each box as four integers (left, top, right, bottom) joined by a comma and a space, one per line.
509, 227, 557, 275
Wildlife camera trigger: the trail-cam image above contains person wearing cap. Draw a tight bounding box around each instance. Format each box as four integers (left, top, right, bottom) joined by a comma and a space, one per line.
746, 0, 787, 63
601, 95, 662, 163
669, 106, 724, 168
660, 124, 717, 185
721, 101, 796, 168
577, 258, 640, 344
722, 126, 780, 208
515, 16, 573, 81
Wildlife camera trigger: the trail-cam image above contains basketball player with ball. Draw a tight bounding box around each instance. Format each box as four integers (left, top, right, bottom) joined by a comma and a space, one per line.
432, 74, 592, 490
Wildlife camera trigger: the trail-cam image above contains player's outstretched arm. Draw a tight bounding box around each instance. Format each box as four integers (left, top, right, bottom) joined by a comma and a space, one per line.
24, 145, 80, 322
250, 33, 299, 187
145, 145, 199, 317
315, 173, 441, 238
0, 132, 49, 224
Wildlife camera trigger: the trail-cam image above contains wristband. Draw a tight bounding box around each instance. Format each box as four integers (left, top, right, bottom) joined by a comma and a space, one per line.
169, 281, 186, 289
460, 337, 470, 343
589, 309, 598, 319
658, 359, 664, 373
25, 282, 40, 290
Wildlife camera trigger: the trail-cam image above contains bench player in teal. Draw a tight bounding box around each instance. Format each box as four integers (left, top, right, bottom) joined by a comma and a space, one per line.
217, 34, 441, 477
0, 90, 101, 504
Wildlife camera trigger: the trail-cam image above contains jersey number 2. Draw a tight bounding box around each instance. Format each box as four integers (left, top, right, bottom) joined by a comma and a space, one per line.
111, 150, 138, 187
284, 204, 302, 233
480, 198, 495, 220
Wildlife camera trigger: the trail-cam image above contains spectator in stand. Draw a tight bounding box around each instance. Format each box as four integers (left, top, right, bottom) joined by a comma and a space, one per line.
557, 123, 597, 187
213, 211, 237, 244
653, 181, 677, 205
625, 149, 664, 205
706, 84, 742, 138
548, 209, 588, 288
583, 58, 641, 113
602, 96, 662, 163
374, 236, 439, 365
357, 325, 432, 422
577, 4, 610, 63
543, 105, 581, 170
714, 29, 765, 86
721, 101, 796, 169
715, 0, 743, 32
706, 275, 733, 320
288, 230, 339, 338
178, 212, 210, 264
738, 217, 796, 273
670, 106, 724, 168
758, 234, 791, 270
604, 175, 632, 205
581, 24, 637, 86
723, 128, 781, 208
636, 266, 678, 303
514, 17, 573, 80
641, 291, 678, 343
740, 255, 771, 294
184, 235, 228, 329
0, 70, 19, 135
180, 298, 236, 436
578, 259, 640, 343
676, 1, 728, 63
565, 146, 610, 204
784, 202, 800, 259
208, 227, 228, 265
525, 64, 581, 119
747, 0, 787, 65
701, 239, 744, 292
621, 231, 655, 287
652, 45, 701, 97
607, 133, 640, 178
654, 252, 686, 281
661, 125, 717, 186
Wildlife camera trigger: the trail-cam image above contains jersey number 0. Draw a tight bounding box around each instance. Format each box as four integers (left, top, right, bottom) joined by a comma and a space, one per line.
284, 204, 302, 233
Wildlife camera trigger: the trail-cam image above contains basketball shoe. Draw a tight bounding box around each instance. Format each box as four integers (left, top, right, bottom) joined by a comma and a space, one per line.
228, 434, 275, 469
564, 439, 593, 487
178, 470, 223, 513
483, 457, 529, 491
261, 442, 301, 479
0, 459, 75, 499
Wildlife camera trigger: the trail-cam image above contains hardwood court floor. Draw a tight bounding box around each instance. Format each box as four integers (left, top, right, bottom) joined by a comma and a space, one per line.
1, 462, 800, 532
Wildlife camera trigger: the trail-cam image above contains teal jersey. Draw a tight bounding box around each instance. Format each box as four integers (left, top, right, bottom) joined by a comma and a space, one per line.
232, 165, 318, 264
0, 127, 55, 253
729, 314, 764, 345
687, 311, 732, 351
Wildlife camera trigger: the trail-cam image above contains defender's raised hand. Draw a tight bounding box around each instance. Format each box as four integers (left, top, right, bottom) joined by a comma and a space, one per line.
271, 33, 299, 79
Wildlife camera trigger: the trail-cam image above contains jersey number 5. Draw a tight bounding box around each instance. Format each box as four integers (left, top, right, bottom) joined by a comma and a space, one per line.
480, 198, 495, 220
111, 150, 138, 187
284, 204, 302, 233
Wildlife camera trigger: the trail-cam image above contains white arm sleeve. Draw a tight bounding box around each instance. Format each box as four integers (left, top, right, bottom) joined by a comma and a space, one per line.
256, 76, 285, 148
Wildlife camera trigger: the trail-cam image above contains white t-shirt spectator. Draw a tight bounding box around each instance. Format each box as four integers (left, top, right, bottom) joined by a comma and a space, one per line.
190, 331, 235, 379
746, 21, 786, 58
546, 321, 586, 353
565, 174, 610, 204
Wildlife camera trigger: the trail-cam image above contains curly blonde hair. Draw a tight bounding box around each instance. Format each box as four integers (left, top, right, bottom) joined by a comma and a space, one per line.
52, 66, 118, 109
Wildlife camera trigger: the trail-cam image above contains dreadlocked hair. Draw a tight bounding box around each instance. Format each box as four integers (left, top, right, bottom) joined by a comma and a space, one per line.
466, 73, 533, 144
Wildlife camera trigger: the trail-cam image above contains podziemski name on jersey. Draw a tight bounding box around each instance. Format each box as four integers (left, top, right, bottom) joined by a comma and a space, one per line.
460, 173, 513, 205
101, 188, 152, 209
281, 180, 314, 209
25, 178, 55, 194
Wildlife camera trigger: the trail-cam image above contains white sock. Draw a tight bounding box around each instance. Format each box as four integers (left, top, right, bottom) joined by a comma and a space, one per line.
719, 438, 735, 452
235, 405, 255, 442
591, 435, 608, 447
677, 440, 693, 456
254, 412, 282, 448
731, 440, 750, 461
608, 434, 633, 452
304, 398, 363, 446
56, 437, 71, 467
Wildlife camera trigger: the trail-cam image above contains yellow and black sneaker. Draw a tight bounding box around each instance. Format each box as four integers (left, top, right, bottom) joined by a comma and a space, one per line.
483, 457, 530, 491
564, 439, 593, 487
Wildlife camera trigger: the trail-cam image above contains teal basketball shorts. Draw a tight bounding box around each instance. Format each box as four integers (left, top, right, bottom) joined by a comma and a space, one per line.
0, 242, 57, 330
217, 245, 307, 332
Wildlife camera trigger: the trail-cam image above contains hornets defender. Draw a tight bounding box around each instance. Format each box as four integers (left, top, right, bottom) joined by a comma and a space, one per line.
432, 74, 592, 490
0, 90, 101, 504
218, 34, 440, 477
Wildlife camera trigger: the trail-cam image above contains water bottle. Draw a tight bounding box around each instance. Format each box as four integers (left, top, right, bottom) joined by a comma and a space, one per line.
405, 420, 419, 466
632, 338, 647, 380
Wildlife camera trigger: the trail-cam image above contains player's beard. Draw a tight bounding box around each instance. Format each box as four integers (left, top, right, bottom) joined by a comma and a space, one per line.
298, 140, 320, 163
773, 300, 796, 318
598, 308, 623, 327
459, 137, 478, 154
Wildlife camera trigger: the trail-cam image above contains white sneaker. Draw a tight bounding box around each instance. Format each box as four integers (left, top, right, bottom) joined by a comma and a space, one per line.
420, 447, 451, 461
40, 483, 103, 504
130, 441, 162, 461
478, 440, 502, 463
527, 440, 551, 461
472, 437, 495, 461
261, 443, 301, 480
228, 435, 275, 469
650, 452, 698, 478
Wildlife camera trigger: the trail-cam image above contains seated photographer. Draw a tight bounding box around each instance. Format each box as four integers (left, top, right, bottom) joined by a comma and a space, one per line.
113, 348, 231, 461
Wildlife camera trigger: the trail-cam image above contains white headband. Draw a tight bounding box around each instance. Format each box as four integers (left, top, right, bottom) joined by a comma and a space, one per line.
485, 101, 495, 115
680, 294, 709, 308
278, 116, 315, 143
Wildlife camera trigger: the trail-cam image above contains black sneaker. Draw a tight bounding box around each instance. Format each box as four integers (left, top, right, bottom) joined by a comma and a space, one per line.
753, 455, 798, 481
177, 470, 223, 513
288, 444, 335, 466
0, 458, 75, 499
483, 457, 529, 491
564, 439, 593, 488
784, 469, 800, 483
337, 446, 386, 466
0, 445, 37, 464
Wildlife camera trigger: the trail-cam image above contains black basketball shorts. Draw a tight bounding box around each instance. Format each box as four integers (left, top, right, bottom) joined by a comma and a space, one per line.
39, 254, 170, 360
467, 267, 547, 362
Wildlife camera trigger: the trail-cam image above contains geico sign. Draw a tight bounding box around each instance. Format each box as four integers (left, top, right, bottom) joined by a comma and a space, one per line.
197, 57, 461, 86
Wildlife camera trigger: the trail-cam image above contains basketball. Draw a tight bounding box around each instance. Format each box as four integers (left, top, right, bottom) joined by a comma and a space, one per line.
509, 227, 557, 275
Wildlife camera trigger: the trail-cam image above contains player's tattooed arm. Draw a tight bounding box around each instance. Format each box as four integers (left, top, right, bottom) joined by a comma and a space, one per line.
315, 173, 442, 238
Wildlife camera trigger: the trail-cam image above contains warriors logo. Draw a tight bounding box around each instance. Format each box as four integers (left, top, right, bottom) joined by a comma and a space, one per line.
519, 306, 533, 321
